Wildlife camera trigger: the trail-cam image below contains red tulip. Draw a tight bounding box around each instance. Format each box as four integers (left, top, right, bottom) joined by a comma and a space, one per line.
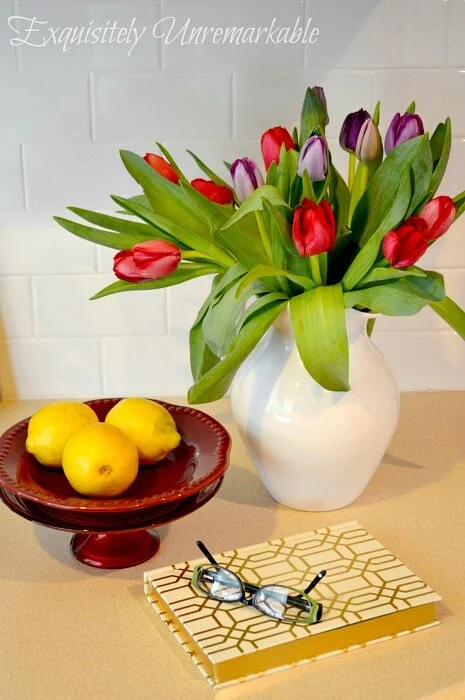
292, 199, 336, 256
382, 217, 429, 269
419, 196, 456, 241
143, 153, 179, 184
191, 178, 234, 205
113, 240, 181, 283
261, 126, 295, 170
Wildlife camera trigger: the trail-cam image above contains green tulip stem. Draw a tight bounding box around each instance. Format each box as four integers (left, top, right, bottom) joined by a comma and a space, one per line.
255, 210, 273, 262
348, 153, 356, 192
309, 255, 323, 286
348, 162, 369, 225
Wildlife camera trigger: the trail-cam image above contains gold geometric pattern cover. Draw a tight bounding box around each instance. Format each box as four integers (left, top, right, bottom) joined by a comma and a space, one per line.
144, 521, 440, 687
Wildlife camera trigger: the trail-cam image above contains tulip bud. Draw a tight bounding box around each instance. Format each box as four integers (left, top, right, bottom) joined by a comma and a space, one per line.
382, 217, 429, 269
385, 112, 424, 155
419, 196, 456, 241
355, 118, 383, 163
339, 109, 371, 153
143, 153, 180, 184
292, 199, 336, 257
191, 178, 234, 205
297, 135, 328, 182
311, 86, 329, 126
261, 126, 295, 170
113, 240, 181, 283
231, 157, 265, 202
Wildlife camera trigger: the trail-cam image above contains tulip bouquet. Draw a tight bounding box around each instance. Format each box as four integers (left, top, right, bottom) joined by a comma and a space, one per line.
55, 88, 465, 402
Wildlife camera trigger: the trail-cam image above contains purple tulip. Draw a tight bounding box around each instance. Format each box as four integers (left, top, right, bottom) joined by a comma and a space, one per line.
297, 135, 328, 182
385, 112, 424, 154
230, 157, 264, 202
355, 118, 382, 163
339, 108, 371, 153
311, 85, 329, 126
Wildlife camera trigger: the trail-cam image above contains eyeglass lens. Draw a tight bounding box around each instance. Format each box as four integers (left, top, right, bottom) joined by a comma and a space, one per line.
198, 566, 243, 602
254, 585, 312, 622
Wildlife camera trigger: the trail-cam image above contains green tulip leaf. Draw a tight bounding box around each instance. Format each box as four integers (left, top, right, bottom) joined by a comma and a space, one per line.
266, 161, 279, 188
119, 150, 209, 237
188, 298, 287, 403
221, 185, 289, 229
344, 271, 445, 315
328, 162, 350, 235
358, 265, 426, 286
111, 195, 234, 268
453, 189, 465, 221
428, 119, 452, 199
90, 263, 221, 300
54, 215, 176, 251
236, 265, 313, 298
300, 87, 327, 145
202, 274, 265, 357
236, 292, 289, 331
430, 295, 465, 340
189, 274, 223, 382
342, 168, 412, 291
289, 284, 350, 392
186, 150, 232, 189
352, 135, 432, 247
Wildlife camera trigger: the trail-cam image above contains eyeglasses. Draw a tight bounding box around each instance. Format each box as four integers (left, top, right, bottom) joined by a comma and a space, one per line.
191, 541, 326, 626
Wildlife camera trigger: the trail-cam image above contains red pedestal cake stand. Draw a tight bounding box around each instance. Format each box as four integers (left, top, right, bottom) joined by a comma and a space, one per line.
0, 399, 231, 569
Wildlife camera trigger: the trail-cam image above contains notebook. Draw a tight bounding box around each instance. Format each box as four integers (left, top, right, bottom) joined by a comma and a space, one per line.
144, 521, 440, 687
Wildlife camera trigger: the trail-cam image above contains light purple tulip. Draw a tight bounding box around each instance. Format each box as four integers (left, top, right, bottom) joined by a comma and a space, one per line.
297, 135, 328, 182
230, 157, 264, 202
339, 109, 371, 153
355, 118, 383, 163
311, 85, 329, 126
385, 112, 424, 154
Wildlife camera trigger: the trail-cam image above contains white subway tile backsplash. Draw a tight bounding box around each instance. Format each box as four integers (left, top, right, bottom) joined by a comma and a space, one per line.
373, 331, 465, 390
1, 2, 17, 72
32, 275, 166, 337
0, 145, 24, 210
102, 335, 192, 397
0, 278, 33, 338
13, 1, 160, 71
168, 276, 214, 335
160, 0, 305, 71
307, 0, 446, 69
22, 143, 150, 210
373, 70, 465, 137
374, 309, 432, 333
446, 0, 465, 67
91, 72, 232, 141
0, 338, 101, 399
234, 70, 372, 141
0, 73, 90, 143
0, 212, 96, 275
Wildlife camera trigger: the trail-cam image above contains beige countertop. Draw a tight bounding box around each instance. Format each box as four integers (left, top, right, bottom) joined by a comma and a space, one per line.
1, 393, 465, 700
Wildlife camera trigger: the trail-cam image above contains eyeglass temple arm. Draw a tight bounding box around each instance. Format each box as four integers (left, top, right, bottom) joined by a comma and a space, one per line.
303, 570, 326, 595
196, 540, 220, 567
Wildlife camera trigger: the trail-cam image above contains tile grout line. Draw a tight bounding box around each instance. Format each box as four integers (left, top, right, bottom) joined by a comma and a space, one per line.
19, 144, 28, 210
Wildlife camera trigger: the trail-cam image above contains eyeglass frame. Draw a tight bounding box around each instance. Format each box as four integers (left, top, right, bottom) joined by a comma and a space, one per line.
191, 540, 326, 626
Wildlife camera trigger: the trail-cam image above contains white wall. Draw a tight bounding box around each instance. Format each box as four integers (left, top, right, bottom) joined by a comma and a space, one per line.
1, 0, 465, 398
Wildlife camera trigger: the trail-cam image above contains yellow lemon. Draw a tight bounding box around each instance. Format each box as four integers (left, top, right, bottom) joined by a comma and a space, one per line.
62, 423, 139, 498
105, 397, 181, 464
25, 402, 99, 468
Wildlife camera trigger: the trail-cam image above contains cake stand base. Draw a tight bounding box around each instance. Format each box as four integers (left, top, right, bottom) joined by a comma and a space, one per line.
71, 530, 161, 569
